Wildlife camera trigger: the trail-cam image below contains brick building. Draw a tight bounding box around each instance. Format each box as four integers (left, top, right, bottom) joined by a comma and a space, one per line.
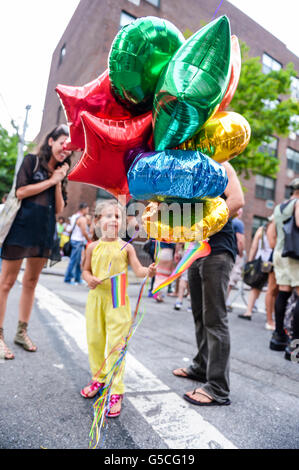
37, 0, 299, 251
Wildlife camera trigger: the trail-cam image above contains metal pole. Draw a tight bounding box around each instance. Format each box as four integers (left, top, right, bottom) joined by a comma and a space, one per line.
14, 104, 31, 176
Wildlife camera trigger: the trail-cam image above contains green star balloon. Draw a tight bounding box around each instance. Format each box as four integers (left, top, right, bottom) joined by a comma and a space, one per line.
153, 16, 231, 151
109, 16, 185, 113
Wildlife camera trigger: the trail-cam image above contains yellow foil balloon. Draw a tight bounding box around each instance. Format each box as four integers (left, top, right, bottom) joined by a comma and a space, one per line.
141, 196, 229, 243
178, 111, 251, 163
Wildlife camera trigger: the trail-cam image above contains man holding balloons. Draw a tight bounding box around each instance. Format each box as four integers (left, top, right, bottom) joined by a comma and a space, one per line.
174, 161, 244, 406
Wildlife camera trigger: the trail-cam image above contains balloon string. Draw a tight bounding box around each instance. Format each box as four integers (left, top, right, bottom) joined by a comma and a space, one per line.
121, 228, 139, 251
211, 0, 224, 20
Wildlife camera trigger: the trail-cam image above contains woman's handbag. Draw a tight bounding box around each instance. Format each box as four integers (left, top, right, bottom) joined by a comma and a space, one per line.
0, 155, 39, 248
62, 239, 72, 257
243, 257, 268, 289
282, 201, 299, 260
260, 260, 273, 273
0, 184, 21, 247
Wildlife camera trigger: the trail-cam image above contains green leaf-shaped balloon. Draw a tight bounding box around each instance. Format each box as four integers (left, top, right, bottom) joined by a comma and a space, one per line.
153, 16, 231, 150
109, 16, 185, 113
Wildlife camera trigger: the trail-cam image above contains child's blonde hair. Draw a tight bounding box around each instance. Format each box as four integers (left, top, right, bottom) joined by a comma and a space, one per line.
94, 199, 123, 217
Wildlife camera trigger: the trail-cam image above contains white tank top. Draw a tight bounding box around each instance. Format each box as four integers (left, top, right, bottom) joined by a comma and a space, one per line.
70, 213, 85, 242
256, 229, 272, 262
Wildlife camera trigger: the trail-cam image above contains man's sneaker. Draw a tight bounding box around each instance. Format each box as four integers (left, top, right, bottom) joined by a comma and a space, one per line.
174, 301, 182, 311
269, 331, 289, 351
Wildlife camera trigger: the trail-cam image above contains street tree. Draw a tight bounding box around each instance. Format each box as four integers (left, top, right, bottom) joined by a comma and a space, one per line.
183, 29, 299, 179
0, 124, 18, 196
229, 42, 299, 178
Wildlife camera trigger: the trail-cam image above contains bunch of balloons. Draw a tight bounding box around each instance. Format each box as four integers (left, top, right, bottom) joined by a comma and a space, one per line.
56, 15, 250, 242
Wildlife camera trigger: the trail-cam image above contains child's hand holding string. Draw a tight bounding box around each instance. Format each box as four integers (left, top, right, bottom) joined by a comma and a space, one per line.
147, 263, 157, 278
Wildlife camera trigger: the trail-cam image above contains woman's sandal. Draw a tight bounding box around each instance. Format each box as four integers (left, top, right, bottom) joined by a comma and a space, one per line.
80, 381, 104, 398
107, 394, 123, 418
183, 389, 231, 407
154, 293, 164, 303
14, 321, 37, 352
0, 328, 15, 360
172, 367, 207, 382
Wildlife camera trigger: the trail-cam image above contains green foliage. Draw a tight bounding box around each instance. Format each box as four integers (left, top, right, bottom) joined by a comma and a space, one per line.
229, 42, 299, 178
0, 124, 18, 196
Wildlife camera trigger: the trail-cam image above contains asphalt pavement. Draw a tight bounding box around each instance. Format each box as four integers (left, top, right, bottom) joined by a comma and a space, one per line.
1, 260, 299, 450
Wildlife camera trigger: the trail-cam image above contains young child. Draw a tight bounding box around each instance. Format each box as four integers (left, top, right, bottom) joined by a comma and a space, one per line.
81, 200, 156, 417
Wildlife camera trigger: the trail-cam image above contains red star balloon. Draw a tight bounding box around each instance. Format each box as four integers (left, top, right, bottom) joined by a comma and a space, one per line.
56, 69, 133, 151
68, 111, 153, 203
218, 35, 241, 111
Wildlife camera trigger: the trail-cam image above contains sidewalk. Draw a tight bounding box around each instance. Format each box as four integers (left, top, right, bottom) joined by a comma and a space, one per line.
41, 259, 268, 312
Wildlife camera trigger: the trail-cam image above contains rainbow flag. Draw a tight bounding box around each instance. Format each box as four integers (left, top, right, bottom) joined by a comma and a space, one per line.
152, 241, 211, 294
110, 272, 127, 308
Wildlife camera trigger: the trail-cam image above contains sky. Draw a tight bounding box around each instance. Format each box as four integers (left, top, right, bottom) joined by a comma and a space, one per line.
0, 0, 298, 143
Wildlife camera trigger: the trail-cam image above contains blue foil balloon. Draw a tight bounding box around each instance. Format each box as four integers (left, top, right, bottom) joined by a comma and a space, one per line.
127, 149, 228, 202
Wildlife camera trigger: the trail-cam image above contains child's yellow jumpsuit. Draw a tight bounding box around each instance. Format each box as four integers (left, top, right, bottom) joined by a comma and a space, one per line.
85, 239, 132, 395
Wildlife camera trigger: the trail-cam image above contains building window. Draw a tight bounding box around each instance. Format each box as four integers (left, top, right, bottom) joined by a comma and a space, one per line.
259, 136, 278, 158
291, 76, 299, 100
286, 147, 299, 173
58, 44, 66, 67
285, 185, 293, 199
119, 10, 136, 28
252, 215, 268, 238
145, 0, 160, 6
289, 115, 299, 140
255, 175, 276, 200
127, 0, 140, 5
262, 53, 282, 74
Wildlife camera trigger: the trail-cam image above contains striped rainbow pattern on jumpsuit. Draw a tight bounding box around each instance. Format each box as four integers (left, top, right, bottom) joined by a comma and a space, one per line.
110, 272, 127, 308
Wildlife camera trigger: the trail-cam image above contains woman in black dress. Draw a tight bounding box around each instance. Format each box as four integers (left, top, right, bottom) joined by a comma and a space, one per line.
0, 125, 71, 359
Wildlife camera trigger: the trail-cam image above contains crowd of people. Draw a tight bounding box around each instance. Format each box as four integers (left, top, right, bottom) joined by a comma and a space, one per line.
0, 124, 298, 419
225, 179, 299, 362
152, 178, 299, 367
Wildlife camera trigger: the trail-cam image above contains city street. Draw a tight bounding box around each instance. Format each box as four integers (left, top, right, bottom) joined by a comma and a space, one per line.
1, 0, 299, 457
0, 260, 299, 450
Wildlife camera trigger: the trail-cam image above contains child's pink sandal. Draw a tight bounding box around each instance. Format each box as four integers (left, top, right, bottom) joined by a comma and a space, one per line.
106, 394, 123, 418
80, 381, 104, 398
